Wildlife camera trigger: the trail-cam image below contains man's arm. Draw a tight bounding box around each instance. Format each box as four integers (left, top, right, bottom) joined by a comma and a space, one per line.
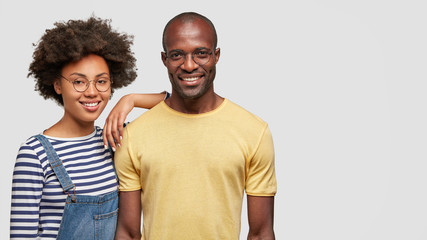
247, 195, 275, 240
115, 190, 142, 240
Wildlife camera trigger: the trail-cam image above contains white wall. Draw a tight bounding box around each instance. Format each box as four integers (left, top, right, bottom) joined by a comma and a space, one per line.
1, 0, 426, 239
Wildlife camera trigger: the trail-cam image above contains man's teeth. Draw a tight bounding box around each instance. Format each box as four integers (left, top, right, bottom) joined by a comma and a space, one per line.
83, 102, 98, 107
182, 77, 199, 82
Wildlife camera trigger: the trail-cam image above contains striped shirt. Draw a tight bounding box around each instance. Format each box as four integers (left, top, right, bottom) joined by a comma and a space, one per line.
10, 127, 118, 239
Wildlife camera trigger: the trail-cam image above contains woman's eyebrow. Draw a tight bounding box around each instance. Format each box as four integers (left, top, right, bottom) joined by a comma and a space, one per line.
96, 72, 110, 77
68, 72, 110, 78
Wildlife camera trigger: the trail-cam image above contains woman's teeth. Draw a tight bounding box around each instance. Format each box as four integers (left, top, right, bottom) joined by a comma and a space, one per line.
83, 102, 98, 107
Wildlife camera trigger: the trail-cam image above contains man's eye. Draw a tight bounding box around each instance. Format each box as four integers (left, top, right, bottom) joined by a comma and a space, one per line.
170, 53, 183, 60
195, 51, 209, 58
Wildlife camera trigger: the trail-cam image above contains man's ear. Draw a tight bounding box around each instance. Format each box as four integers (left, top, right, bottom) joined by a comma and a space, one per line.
161, 52, 167, 66
214, 48, 220, 64
54, 80, 62, 94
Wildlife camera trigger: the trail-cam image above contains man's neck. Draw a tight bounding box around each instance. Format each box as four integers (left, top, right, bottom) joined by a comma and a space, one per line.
165, 92, 224, 114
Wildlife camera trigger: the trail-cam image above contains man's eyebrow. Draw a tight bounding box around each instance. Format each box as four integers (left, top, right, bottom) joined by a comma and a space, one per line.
168, 49, 184, 53
169, 47, 211, 53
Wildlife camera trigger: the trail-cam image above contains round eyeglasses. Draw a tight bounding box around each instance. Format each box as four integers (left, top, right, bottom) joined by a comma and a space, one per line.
165, 49, 214, 67
60, 75, 112, 92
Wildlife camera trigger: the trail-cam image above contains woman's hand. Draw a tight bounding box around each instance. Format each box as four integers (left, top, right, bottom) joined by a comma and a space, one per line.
103, 92, 168, 151
103, 94, 135, 151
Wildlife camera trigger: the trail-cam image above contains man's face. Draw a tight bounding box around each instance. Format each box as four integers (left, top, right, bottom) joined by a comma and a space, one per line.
162, 19, 220, 100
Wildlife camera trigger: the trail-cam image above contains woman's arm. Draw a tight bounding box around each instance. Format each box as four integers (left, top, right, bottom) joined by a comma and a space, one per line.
103, 92, 167, 150
10, 143, 44, 239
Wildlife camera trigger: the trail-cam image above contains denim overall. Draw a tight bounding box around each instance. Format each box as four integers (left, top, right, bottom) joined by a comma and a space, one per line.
34, 135, 119, 240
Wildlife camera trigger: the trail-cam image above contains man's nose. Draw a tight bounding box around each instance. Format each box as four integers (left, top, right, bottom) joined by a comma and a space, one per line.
180, 53, 199, 72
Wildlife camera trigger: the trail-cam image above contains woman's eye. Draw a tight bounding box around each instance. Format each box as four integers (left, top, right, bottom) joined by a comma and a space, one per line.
97, 79, 108, 84
73, 80, 86, 85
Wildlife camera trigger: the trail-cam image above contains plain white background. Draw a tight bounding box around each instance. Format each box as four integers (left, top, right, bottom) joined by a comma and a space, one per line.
1, 0, 426, 239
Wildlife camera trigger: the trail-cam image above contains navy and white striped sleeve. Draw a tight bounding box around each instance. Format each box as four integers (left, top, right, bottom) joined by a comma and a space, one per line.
10, 141, 44, 239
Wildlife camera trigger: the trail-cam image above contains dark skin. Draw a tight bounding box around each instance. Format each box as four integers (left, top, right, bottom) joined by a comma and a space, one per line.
115, 191, 141, 240
247, 196, 275, 240
161, 18, 223, 114
115, 17, 275, 240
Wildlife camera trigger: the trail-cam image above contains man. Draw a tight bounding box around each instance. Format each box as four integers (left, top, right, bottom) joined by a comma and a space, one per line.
115, 12, 277, 240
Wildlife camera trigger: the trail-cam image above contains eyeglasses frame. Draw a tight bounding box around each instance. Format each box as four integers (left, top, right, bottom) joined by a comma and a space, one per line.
164, 48, 216, 67
59, 75, 113, 93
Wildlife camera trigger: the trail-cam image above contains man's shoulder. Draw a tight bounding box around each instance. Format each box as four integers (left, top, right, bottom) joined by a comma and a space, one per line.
224, 99, 268, 127
126, 102, 167, 128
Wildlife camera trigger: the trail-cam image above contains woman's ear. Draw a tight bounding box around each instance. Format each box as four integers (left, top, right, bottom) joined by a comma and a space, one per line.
54, 80, 62, 94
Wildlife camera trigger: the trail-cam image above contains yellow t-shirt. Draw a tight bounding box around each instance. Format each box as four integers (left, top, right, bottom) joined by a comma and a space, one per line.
115, 99, 276, 240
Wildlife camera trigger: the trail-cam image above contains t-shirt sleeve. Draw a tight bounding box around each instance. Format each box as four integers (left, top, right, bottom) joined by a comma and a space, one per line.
245, 125, 277, 196
115, 126, 142, 191
10, 142, 44, 239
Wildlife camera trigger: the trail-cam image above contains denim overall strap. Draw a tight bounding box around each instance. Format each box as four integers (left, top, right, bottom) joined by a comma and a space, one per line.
34, 135, 76, 193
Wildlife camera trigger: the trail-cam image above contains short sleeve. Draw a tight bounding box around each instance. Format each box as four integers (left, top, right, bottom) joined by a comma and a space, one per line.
245, 126, 277, 196
115, 126, 142, 191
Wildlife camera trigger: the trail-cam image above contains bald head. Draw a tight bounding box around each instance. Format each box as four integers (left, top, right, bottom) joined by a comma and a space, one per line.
162, 12, 218, 52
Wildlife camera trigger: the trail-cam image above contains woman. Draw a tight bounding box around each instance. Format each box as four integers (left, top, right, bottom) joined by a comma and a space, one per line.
10, 16, 166, 239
